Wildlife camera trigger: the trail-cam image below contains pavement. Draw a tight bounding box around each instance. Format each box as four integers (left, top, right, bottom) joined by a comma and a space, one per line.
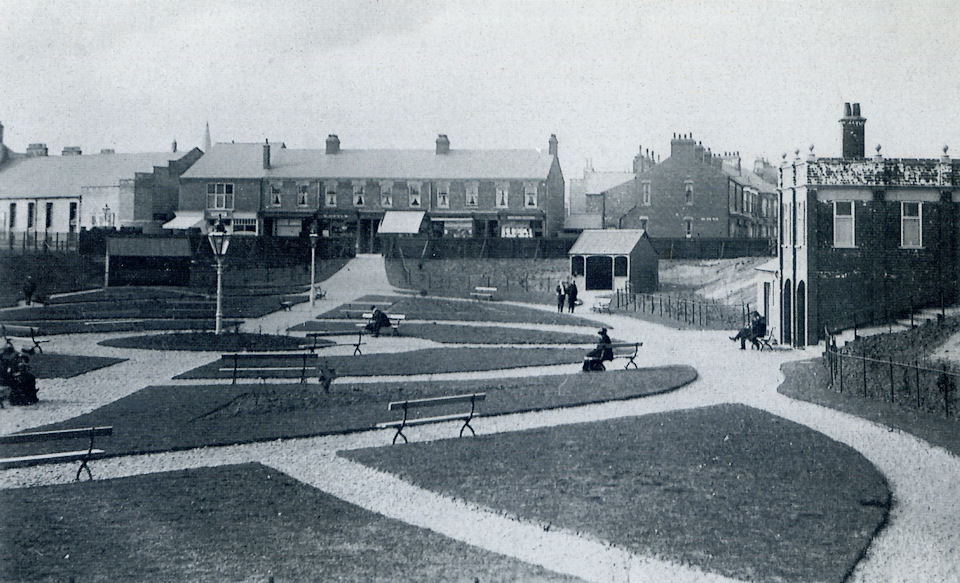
2, 253, 959, 582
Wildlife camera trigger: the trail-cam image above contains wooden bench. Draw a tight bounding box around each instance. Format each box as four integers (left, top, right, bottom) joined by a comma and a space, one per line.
376, 393, 486, 444
361, 312, 406, 336
299, 331, 365, 356
220, 352, 319, 384
0, 426, 113, 481
279, 300, 295, 311
584, 342, 642, 370
1, 324, 49, 354
755, 328, 778, 351
592, 298, 612, 313
470, 286, 498, 300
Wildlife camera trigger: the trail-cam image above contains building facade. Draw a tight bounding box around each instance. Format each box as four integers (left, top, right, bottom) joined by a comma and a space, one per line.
174, 134, 564, 253
0, 126, 201, 240
580, 136, 777, 240
775, 103, 959, 346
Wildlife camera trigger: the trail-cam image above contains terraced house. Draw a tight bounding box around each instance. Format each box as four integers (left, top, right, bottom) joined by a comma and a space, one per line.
773, 103, 960, 346
173, 134, 564, 253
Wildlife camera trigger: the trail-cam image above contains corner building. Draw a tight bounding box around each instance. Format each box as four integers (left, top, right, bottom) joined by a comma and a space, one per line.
776, 103, 959, 346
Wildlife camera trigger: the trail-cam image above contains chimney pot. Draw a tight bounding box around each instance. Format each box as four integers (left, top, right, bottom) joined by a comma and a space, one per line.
325, 134, 340, 155
852, 103, 861, 116
844, 102, 852, 116
436, 134, 450, 155
100, 148, 115, 155
27, 143, 48, 157
62, 146, 82, 156
548, 133, 558, 156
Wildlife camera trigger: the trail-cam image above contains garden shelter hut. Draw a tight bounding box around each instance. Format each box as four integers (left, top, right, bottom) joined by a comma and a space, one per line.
568, 229, 658, 292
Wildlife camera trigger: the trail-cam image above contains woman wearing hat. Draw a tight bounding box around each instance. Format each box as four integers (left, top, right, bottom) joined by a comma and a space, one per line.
583, 328, 614, 371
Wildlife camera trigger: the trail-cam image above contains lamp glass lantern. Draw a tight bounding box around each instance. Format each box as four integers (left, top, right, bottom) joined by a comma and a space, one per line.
207, 225, 231, 334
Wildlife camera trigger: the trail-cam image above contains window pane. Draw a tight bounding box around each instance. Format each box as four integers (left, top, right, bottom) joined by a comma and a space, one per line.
614, 256, 628, 276
835, 217, 854, 246
225, 184, 233, 195
571, 256, 584, 276
903, 219, 921, 246
903, 202, 919, 217
207, 183, 216, 194
835, 201, 852, 216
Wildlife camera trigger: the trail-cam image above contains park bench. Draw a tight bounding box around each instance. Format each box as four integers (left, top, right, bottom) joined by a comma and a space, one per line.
0, 426, 113, 481
592, 298, 612, 313
299, 331, 365, 355
220, 352, 319, 384
755, 328, 778, 351
1, 324, 49, 353
470, 286, 498, 300
361, 312, 405, 336
279, 301, 295, 311
585, 342, 642, 370
376, 392, 486, 444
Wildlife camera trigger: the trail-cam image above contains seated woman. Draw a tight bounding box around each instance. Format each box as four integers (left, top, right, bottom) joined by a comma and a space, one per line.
365, 306, 391, 337
730, 312, 766, 349
583, 328, 614, 371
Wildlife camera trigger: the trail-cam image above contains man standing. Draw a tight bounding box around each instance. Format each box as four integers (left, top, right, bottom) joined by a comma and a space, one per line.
566, 280, 578, 313
555, 280, 566, 313
22, 276, 36, 306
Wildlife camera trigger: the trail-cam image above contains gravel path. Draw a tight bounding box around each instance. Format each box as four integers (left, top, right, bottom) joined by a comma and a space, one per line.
2, 255, 959, 582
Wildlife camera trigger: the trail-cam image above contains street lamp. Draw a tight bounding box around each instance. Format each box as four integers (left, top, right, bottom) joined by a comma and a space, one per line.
309, 224, 319, 306
207, 218, 231, 335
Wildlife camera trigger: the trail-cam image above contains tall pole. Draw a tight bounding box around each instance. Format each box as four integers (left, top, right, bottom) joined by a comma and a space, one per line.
215, 256, 224, 335
310, 244, 317, 306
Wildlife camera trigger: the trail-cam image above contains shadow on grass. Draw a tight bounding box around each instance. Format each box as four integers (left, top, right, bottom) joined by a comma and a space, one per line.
9, 367, 696, 457
344, 403, 890, 583
98, 332, 330, 352
26, 353, 126, 379
289, 320, 600, 344
0, 463, 577, 583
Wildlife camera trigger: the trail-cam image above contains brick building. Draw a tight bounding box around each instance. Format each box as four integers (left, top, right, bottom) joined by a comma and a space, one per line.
773, 103, 959, 346
0, 123, 202, 240
580, 135, 777, 240
174, 134, 564, 253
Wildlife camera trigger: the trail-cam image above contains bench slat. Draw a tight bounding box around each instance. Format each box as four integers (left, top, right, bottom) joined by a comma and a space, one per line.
0, 426, 113, 445
376, 413, 473, 429
387, 393, 486, 410
223, 352, 318, 359
0, 449, 106, 468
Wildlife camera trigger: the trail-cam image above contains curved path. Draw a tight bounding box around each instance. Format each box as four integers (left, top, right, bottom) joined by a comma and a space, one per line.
2, 255, 959, 581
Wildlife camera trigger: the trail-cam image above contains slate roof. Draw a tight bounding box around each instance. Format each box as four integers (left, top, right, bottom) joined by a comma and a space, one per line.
722, 161, 777, 193
181, 143, 556, 181
579, 171, 635, 194
568, 229, 649, 254
0, 151, 192, 199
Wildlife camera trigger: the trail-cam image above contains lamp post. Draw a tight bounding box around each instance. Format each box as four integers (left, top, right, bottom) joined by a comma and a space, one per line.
309, 225, 319, 306
207, 219, 231, 335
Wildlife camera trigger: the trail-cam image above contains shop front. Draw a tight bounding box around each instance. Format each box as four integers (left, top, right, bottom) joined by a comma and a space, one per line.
499, 214, 543, 238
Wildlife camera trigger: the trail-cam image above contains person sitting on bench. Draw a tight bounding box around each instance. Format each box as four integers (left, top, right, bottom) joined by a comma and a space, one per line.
8, 356, 38, 406
365, 306, 391, 338
730, 312, 766, 350
583, 328, 614, 371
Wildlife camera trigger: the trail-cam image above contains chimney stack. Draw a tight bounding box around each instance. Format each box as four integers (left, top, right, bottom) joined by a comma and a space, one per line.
62, 146, 82, 156
548, 134, 558, 156
325, 134, 340, 155
263, 139, 271, 169
840, 101, 866, 159
26, 143, 48, 157
436, 134, 450, 155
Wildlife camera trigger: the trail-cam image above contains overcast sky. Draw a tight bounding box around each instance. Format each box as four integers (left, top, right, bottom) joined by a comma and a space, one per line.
2, 0, 958, 177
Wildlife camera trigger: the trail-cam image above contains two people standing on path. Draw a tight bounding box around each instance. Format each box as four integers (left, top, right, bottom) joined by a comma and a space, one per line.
555, 280, 579, 313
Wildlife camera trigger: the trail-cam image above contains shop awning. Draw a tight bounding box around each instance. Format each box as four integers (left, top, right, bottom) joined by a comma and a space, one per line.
377, 211, 425, 234
162, 212, 204, 230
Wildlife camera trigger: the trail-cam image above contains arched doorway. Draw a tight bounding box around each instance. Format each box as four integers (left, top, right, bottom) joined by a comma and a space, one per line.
585, 255, 613, 290
782, 279, 792, 345
796, 281, 806, 347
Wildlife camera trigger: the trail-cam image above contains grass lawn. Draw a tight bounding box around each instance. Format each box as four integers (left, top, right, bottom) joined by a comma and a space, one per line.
344, 404, 890, 583
288, 320, 600, 344
176, 346, 586, 380
319, 295, 607, 328
11, 367, 696, 456
0, 319, 243, 336
0, 463, 576, 582
26, 353, 126, 379
779, 358, 960, 456
97, 332, 327, 352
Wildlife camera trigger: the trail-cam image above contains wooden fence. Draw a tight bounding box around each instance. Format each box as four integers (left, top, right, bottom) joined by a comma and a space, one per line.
614, 290, 744, 329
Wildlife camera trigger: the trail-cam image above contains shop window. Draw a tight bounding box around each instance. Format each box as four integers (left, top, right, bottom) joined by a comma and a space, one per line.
437, 182, 450, 209
833, 201, 855, 247
233, 218, 257, 234
496, 182, 509, 208
465, 181, 479, 207
380, 181, 393, 207
408, 181, 422, 207
571, 256, 585, 276
614, 256, 628, 277
901, 201, 922, 248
